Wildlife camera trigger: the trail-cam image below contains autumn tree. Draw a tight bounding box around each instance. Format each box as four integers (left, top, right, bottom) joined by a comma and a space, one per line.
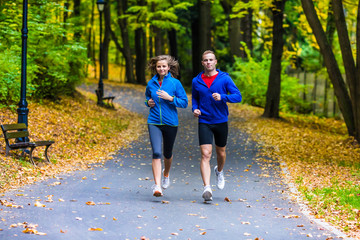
301, 0, 359, 141
263, 0, 287, 118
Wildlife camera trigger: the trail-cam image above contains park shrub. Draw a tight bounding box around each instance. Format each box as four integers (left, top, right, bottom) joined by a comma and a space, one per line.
231, 56, 309, 114
0, 0, 88, 106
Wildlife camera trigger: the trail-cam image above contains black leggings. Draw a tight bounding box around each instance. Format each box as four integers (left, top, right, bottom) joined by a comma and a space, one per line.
148, 124, 178, 159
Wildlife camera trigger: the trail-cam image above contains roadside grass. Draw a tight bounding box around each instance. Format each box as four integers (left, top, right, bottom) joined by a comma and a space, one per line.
229, 103, 360, 238
0, 86, 145, 193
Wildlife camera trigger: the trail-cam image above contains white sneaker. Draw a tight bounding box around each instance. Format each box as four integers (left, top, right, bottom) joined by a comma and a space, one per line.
202, 186, 213, 201
152, 184, 163, 197
214, 166, 225, 190
162, 169, 170, 189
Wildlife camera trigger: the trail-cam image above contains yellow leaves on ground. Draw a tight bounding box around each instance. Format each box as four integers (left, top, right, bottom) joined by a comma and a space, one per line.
0, 84, 145, 193
229, 104, 360, 238
88, 227, 103, 231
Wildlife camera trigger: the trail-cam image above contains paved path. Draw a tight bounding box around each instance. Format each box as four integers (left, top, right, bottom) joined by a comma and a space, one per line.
0, 84, 345, 240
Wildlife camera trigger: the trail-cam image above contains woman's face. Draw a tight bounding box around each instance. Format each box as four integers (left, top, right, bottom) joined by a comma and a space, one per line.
156, 60, 170, 78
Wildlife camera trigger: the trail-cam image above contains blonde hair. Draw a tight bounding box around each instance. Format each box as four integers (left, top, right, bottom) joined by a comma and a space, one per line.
147, 55, 180, 78
202, 50, 217, 60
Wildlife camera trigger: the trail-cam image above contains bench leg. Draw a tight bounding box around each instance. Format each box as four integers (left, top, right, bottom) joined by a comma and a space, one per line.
44, 145, 52, 163
29, 147, 36, 166
5, 145, 9, 156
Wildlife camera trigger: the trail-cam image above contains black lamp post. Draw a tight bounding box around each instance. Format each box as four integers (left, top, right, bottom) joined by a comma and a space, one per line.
96, 0, 106, 105
17, 0, 29, 142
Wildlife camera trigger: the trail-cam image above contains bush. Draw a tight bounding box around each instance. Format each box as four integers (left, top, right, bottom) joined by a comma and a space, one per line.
0, 0, 88, 106
231, 56, 309, 113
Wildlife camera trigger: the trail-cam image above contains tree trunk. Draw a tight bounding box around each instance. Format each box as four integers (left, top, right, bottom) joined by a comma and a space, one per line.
301, 0, 355, 137
220, 0, 241, 61
73, 0, 81, 40
168, 29, 178, 60
154, 26, 163, 56
240, 0, 253, 58
332, 0, 359, 140
263, 0, 286, 118
102, 3, 111, 79
108, 0, 135, 83
191, 2, 201, 77
356, 0, 360, 140
199, 0, 212, 53
135, 28, 147, 85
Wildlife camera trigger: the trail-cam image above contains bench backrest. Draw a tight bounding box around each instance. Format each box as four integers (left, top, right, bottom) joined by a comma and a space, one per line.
1, 123, 29, 145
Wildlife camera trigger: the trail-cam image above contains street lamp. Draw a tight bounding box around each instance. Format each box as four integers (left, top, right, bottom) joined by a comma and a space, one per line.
17, 0, 29, 142
96, 0, 106, 105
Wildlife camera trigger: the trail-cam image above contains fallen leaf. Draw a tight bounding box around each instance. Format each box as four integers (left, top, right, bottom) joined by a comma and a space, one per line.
34, 201, 46, 208
86, 201, 96, 206
88, 228, 103, 231
224, 197, 231, 202
200, 232, 206, 235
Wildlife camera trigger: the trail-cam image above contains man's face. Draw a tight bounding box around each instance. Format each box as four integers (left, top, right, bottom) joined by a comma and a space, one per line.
201, 53, 217, 72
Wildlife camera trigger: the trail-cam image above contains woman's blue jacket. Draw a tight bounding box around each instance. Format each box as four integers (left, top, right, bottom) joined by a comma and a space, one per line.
145, 73, 188, 126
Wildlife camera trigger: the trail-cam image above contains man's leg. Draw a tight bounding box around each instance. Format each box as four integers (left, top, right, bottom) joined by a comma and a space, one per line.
215, 145, 226, 172
200, 144, 212, 186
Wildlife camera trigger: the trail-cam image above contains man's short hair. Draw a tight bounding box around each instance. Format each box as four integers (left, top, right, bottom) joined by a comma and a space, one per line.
202, 50, 216, 60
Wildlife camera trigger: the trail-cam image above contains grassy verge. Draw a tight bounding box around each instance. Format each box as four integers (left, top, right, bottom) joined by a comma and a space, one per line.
0, 87, 145, 193
229, 104, 360, 238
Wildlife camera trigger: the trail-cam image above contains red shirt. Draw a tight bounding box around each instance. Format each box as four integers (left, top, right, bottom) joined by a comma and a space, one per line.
201, 72, 218, 88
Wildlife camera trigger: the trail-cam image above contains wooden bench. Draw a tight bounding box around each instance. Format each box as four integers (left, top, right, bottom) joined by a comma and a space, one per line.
95, 89, 115, 108
1, 123, 55, 166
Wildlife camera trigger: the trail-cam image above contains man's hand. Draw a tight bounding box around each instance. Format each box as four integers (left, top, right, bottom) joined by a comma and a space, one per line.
193, 109, 201, 117
212, 93, 221, 101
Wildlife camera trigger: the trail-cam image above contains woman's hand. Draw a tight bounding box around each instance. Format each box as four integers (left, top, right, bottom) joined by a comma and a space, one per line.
157, 90, 174, 102
148, 98, 155, 107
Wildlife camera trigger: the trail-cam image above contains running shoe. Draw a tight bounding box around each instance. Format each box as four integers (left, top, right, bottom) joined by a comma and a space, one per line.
162, 169, 170, 189
152, 184, 163, 197
202, 185, 213, 201
214, 166, 225, 190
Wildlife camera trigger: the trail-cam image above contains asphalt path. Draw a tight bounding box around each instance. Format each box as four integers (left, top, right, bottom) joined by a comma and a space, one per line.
0, 83, 346, 240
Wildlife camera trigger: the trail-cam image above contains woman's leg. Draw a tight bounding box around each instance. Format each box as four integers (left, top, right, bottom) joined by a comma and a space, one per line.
162, 126, 178, 177
148, 125, 163, 186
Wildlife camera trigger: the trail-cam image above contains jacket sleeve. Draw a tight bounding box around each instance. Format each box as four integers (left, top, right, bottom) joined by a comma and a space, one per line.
191, 79, 199, 112
170, 81, 188, 108
144, 85, 151, 107
221, 77, 242, 103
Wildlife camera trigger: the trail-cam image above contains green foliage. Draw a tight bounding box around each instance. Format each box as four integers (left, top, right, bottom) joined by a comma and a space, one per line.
232, 53, 308, 113
0, 0, 88, 106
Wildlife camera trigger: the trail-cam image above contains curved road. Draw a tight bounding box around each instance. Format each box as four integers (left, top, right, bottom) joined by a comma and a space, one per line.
0, 84, 346, 240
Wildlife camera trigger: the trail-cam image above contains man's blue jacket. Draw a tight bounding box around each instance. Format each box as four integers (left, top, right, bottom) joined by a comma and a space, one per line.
192, 69, 242, 124
145, 73, 188, 126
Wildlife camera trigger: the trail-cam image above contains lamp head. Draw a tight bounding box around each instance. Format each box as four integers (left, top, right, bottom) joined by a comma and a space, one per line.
96, 0, 106, 12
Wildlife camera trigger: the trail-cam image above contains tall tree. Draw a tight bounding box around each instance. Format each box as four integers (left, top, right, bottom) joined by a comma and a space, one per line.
73, 0, 81, 40
220, 0, 242, 61
263, 0, 287, 118
192, 0, 212, 76
108, 0, 135, 83
301, 0, 358, 140
103, 2, 111, 79
135, 0, 147, 85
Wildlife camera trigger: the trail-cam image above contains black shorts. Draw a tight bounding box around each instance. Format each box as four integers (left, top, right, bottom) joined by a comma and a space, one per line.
198, 122, 228, 147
